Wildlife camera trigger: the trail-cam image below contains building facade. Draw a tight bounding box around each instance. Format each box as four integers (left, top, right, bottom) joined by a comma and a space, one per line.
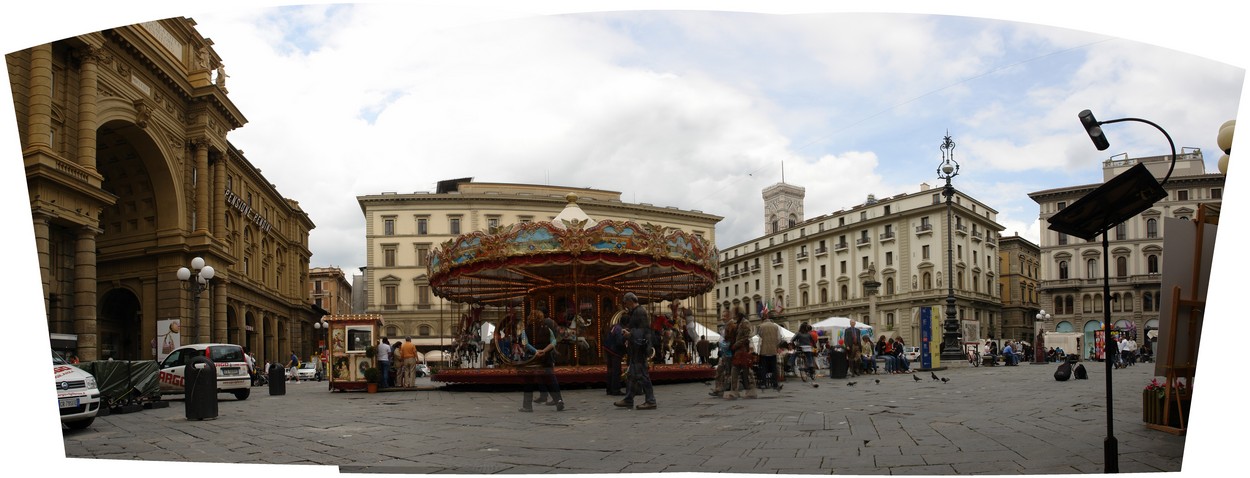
357, 179, 722, 352
309, 267, 352, 316
1028, 151, 1224, 357
996, 234, 1041, 343
716, 181, 1005, 348
11, 17, 319, 363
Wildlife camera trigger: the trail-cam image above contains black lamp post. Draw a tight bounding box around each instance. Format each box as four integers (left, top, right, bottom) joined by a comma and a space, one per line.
1050, 109, 1175, 474
937, 133, 964, 363
1033, 310, 1051, 364
177, 257, 216, 344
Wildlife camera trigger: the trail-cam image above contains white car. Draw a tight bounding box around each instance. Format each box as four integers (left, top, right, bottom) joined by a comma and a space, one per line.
292, 362, 319, 381
53, 350, 101, 430
904, 346, 921, 362
415, 363, 432, 378
158, 343, 251, 400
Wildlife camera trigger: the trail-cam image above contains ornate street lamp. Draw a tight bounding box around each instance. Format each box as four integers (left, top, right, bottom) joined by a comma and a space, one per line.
177, 257, 216, 344
1050, 109, 1176, 474
937, 132, 964, 363
1033, 310, 1051, 364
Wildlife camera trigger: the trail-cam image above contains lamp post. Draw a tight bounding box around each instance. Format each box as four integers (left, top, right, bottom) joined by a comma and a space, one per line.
1033, 310, 1051, 364
937, 132, 964, 363
177, 257, 216, 344
1052, 109, 1176, 474
314, 318, 329, 379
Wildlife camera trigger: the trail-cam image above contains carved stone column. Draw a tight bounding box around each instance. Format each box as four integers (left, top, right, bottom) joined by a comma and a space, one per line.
191, 138, 210, 232
25, 44, 54, 150
32, 213, 52, 313
214, 281, 228, 344
74, 45, 106, 174
74, 226, 101, 360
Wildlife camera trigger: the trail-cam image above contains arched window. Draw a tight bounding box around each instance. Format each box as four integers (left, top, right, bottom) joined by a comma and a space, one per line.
771, 219, 779, 233
1093, 294, 1103, 313
840, 284, 849, 300
1116, 256, 1127, 277
418, 324, 433, 336
1143, 292, 1154, 312
886, 313, 895, 329
1147, 218, 1158, 238
1124, 293, 1134, 312
922, 272, 932, 289
1065, 295, 1074, 315
1112, 293, 1122, 312
885, 277, 895, 295
788, 214, 797, 227
1058, 261, 1069, 279
1087, 258, 1098, 279
801, 291, 809, 306
1148, 255, 1159, 274
1083, 294, 1093, 313
820, 288, 828, 303
386, 325, 399, 337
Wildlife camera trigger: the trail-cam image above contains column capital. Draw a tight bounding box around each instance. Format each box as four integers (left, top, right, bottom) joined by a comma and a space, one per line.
72, 44, 111, 66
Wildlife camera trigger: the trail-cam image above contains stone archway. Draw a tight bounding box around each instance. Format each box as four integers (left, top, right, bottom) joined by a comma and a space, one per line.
98, 288, 142, 360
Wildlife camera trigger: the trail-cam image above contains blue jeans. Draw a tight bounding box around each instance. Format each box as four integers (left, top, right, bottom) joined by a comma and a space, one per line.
622, 360, 655, 404
380, 360, 391, 388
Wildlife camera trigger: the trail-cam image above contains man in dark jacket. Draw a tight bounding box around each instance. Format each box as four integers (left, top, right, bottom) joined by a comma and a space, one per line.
604, 308, 627, 395
614, 292, 657, 410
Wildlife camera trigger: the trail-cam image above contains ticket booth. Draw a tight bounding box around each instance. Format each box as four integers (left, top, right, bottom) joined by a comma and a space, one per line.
326, 314, 383, 392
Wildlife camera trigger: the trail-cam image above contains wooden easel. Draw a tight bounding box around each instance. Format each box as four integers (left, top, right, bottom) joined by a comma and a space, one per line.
1146, 204, 1217, 435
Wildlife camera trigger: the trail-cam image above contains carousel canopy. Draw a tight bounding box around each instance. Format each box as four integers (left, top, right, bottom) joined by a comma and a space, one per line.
429, 194, 718, 305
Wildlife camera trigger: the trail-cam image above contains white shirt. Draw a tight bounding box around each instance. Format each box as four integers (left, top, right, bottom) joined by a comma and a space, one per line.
378, 342, 392, 362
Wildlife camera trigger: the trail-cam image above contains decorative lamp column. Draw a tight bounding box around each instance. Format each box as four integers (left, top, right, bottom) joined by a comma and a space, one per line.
937, 132, 964, 362
177, 257, 216, 345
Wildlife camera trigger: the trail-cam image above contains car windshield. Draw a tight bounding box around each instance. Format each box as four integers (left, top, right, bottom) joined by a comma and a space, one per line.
52, 350, 67, 365
299, 363, 316, 370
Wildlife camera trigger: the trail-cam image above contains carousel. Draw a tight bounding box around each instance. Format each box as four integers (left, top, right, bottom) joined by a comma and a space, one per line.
427, 193, 718, 385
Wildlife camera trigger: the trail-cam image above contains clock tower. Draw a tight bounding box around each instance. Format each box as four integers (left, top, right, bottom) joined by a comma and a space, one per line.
762, 182, 805, 234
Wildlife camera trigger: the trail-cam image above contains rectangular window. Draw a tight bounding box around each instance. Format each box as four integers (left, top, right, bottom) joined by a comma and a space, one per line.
1058, 233, 1068, 245
957, 245, 963, 259
886, 251, 893, 266
487, 217, 500, 229
1057, 201, 1067, 210
417, 218, 428, 235
922, 245, 930, 260
417, 245, 430, 267
418, 286, 430, 306
820, 265, 826, 278
921, 217, 930, 227
1176, 190, 1189, 201
449, 217, 461, 235
862, 256, 868, 269
1212, 188, 1223, 199
932, 193, 940, 205
884, 205, 891, 215
801, 270, 807, 281
1115, 223, 1127, 241
840, 261, 847, 274
384, 246, 396, 267
383, 218, 395, 236
315, 280, 323, 293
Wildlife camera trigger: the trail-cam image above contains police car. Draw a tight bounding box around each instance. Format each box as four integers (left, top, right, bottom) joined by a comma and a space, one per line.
158, 343, 251, 400
53, 350, 101, 430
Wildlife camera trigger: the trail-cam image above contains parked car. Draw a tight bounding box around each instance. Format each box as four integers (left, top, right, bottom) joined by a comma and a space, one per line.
904, 346, 921, 362
157, 343, 251, 400
292, 362, 319, 381
415, 363, 432, 378
53, 350, 101, 430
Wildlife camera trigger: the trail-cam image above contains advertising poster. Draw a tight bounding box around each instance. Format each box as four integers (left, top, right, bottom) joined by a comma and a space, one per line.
920, 307, 932, 369
157, 319, 180, 363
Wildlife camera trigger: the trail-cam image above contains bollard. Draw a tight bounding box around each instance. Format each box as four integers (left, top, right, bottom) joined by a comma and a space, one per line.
268, 363, 286, 396
185, 355, 218, 420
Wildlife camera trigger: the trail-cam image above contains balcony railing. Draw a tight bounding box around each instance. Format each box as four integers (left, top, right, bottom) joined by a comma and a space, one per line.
814, 247, 828, 256
834, 242, 849, 250
915, 224, 932, 234
856, 237, 871, 246
796, 251, 809, 260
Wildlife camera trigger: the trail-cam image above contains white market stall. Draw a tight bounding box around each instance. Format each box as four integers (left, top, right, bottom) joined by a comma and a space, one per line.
751, 324, 796, 352
811, 317, 875, 345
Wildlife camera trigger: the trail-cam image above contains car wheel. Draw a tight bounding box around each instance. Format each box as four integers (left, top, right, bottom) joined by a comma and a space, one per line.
233, 388, 250, 400
65, 417, 94, 430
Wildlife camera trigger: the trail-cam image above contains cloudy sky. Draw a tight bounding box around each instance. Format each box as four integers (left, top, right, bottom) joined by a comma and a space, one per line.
187, 4, 1244, 276
3, 1, 1247, 476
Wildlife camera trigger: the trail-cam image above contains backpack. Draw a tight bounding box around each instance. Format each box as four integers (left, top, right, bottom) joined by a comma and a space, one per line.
1073, 363, 1088, 380
1054, 362, 1072, 381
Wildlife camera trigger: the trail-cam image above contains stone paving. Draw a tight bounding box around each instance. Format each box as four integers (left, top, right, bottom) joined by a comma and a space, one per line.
61, 360, 1187, 474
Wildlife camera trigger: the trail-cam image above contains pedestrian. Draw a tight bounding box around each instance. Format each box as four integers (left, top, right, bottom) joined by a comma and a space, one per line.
756, 313, 782, 390
287, 350, 300, 382
708, 308, 735, 397
725, 308, 757, 399
377, 337, 392, 389
519, 309, 565, 412
876, 336, 894, 373
243, 347, 257, 386
860, 335, 877, 374
614, 292, 657, 410
695, 334, 711, 365
844, 320, 862, 377
790, 322, 816, 381
1002, 340, 1017, 366
397, 336, 418, 387
604, 308, 627, 396
894, 337, 911, 372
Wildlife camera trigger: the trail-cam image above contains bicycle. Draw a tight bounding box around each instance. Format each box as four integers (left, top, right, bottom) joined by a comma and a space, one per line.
967, 348, 981, 367
797, 351, 817, 385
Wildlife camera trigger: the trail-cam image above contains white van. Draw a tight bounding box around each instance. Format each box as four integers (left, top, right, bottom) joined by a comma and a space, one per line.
53, 350, 101, 430
158, 343, 251, 400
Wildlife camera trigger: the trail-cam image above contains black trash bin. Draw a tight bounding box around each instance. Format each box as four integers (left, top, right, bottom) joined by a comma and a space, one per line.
268, 363, 286, 396
185, 355, 218, 420
828, 345, 848, 379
